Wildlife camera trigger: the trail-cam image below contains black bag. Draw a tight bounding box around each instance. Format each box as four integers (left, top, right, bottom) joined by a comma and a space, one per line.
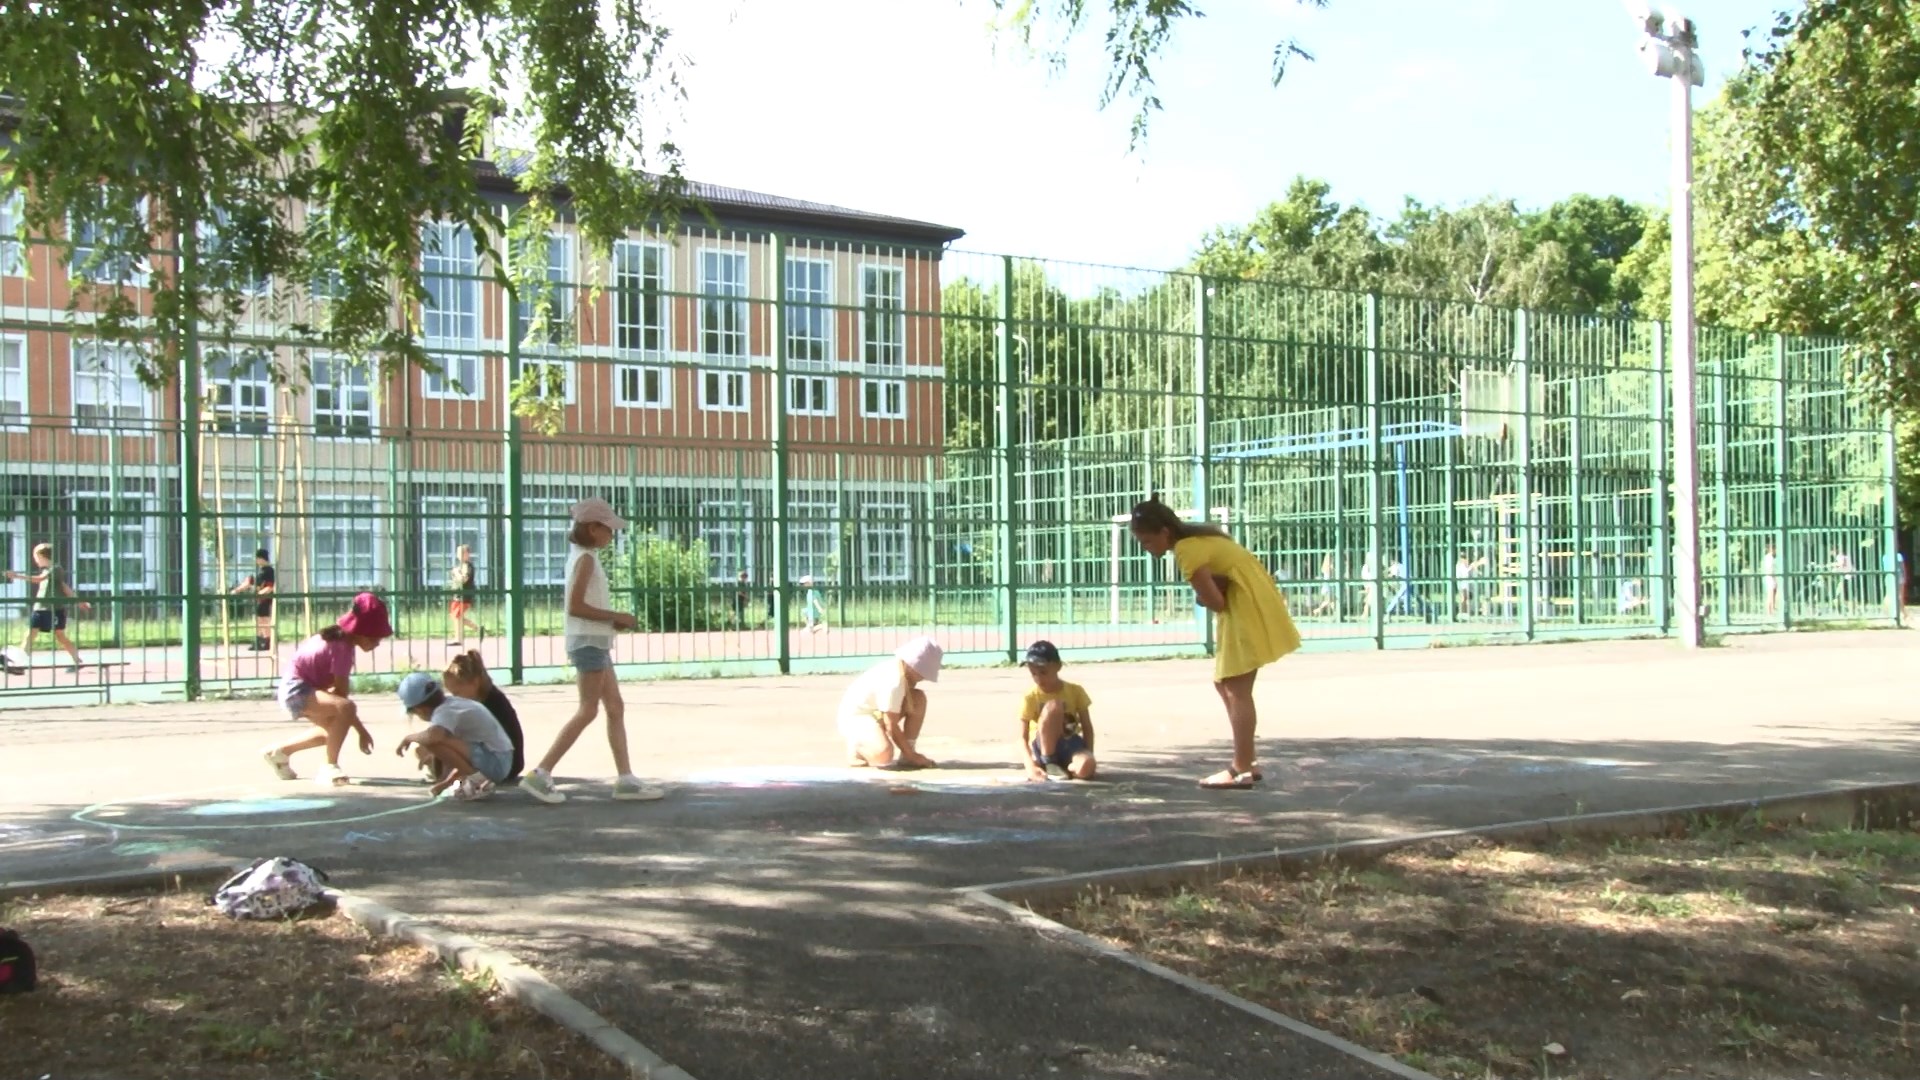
0, 928, 36, 993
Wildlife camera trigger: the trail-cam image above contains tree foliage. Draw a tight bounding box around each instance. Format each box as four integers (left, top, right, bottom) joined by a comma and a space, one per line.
0, 0, 687, 387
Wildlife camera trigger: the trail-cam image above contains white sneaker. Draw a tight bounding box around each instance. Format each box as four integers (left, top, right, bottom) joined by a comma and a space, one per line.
262, 749, 297, 781
314, 763, 349, 787
612, 775, 666, 802
520, 769, 566, 804
455, 775, 495, 801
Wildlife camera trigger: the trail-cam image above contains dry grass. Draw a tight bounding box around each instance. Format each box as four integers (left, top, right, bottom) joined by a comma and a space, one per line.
1054, 820, 1920, 1080
0, 889, 613, 1079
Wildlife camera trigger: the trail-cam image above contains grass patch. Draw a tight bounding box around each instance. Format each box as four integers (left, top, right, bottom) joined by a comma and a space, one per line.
2, 890, 610, 1079
1052, 820, 1920, 1080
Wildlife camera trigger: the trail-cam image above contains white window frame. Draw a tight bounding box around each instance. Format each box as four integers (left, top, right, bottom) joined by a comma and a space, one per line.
423, 350, 483, 401
203, 497, 275, 589
0, 334, 25, 428
698, 499, 754, 583
200, 205, 271, 296
71, 341, 151, 428
517, 355, 575, 405
310, 354, 376, 440
70, 490, 157, 595
613, 240, 668, 356
420, 494, 489, 593
421, 221, 478, 343
206, 346, 273, 434
69, 199, 151, 288
859, 377, 907, 420
310, 495, 383, 591
522, 495, 575, 587
859, 500, 912, 583
697, 248, 748, 361
785, 256, 833, 365
700, 368, 750, 413
515, 231, 575, 349
787, 374, 835, 417
615, 363, 670, 409
786, 498, 839, 582
859, 264, 906, 372
307, 201, 347, 300
0, 190, 23, 277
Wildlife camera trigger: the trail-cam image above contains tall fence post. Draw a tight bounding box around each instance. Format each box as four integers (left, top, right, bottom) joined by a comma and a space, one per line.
1884, 350, 1902, 626
1712, 356, 1730, 627
1365, 293, 1384, 650
1571, 373, 1586, 625
769, 232, 791, 672
1772, 334, 1791, 628
179, 215, 203, 700
1515, 308, 1536, 641
1651, 322, 1670, 631
995, 255, 1018, 662
1193, 277, 1214, 656
503, 300, 525, 685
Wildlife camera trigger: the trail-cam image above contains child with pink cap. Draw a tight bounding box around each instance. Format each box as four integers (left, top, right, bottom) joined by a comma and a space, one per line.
837, 636, 942, 769
262, 592, 393, 786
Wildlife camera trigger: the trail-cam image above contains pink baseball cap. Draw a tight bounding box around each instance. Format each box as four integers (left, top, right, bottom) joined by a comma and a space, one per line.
571, 497, 627, 532
895, 637, 943, 683
337, 592, 393, 641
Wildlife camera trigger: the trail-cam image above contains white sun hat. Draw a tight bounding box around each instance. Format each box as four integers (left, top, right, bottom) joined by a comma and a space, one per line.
894, 637, 943, 683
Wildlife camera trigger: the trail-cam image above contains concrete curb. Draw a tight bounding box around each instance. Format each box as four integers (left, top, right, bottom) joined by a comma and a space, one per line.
0, 862, 236, 900
960, 780, 1920, 1080
325, 889, 697, 1080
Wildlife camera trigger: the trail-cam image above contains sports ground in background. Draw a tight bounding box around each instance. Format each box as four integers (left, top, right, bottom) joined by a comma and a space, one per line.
5, 630, 1917, 1079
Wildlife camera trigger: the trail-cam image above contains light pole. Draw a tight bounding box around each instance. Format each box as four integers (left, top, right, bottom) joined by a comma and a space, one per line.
1633, 6, 1706, 649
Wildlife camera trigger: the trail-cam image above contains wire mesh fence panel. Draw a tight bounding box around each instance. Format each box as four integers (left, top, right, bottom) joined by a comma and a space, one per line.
0, 213, 1900, 702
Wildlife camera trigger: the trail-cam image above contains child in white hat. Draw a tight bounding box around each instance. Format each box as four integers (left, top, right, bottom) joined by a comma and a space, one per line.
837, 636, 941, 768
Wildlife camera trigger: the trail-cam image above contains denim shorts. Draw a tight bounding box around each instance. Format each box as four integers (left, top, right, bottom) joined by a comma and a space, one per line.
1031, 733, 1090, 768
568, 645, 612, 673
278, 678, 315, 719
467, 743, 513, 783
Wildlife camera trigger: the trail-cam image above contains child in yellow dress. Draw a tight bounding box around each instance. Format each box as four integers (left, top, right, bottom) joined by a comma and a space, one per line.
1128, 496, 1301, 789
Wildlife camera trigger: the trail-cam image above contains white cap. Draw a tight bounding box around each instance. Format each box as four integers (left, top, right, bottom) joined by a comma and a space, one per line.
570, 496, 626, 532
895, 637, 943, 683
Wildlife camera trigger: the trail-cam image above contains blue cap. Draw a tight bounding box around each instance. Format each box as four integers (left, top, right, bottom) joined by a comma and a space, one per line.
397, 672, 440, 710
1022, 640, 1062, 666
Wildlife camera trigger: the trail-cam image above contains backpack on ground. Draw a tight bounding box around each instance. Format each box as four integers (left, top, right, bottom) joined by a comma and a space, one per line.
209, 857, 331, 920
0, 928, 36, 993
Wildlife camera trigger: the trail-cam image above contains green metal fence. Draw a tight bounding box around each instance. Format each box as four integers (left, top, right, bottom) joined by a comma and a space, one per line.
0, 225, 1897, 703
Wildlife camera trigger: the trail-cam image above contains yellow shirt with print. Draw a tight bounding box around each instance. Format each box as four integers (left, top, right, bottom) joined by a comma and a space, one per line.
1020, 682, 1093, 745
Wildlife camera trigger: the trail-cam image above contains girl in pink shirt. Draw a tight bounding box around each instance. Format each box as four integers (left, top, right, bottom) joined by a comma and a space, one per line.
263, 593, 393, 786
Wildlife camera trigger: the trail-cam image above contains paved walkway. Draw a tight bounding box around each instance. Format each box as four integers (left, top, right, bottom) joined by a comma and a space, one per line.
5, 631, 1917, 1078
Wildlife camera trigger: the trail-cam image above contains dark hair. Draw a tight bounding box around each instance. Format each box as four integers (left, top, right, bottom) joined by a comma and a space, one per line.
318, 625, 346, 642
444, 649, 495, 694
1128, 495, 1230, 541
255, 548, 270, 561
568, 521, 598, 546
413, 688, 447, 713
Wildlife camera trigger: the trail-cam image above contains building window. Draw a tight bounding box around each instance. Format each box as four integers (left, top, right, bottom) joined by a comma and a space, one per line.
0, 189, 23, 277
859, 501, 911, 583
515, 232, 574, 349
206, 347, 272, 434
859, 378, 906, 420
71, 492, 155, 594
0, 335, 24, 427
424, 351, 482, 400
311, 355, 374, 438
203, 498, 273, 588
787, 498, 838, 582
517, 356, 574, 405
200, 205, 270, 296
698, 500, 753, 583
614, 240, 667, 354
311, 496, 381, 591
523, 495, 574, 586
71, 341, 149, 428
785, 257, 832, 364
421, 222, 478, 343
860, 265, 905, 370
698, 249, 748, 360
420, 494, 488, 593
70, 201, 150, 287
788, 374, 834, 417
616, 364, 669, 409
307, 202, 346, 300
700, 369, 749, 413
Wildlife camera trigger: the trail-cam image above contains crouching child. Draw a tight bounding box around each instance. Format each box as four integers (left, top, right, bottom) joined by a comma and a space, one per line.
394, 672, 515, 801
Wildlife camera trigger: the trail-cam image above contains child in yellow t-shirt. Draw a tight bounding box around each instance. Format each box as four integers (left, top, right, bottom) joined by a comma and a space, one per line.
1017, 640, 1097, 781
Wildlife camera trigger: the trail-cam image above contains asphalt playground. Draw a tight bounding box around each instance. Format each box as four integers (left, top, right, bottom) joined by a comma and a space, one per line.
4, 630, 1917, 1079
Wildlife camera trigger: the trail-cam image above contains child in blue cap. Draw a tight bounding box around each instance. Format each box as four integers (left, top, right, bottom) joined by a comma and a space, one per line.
1018, 640, 1097, 781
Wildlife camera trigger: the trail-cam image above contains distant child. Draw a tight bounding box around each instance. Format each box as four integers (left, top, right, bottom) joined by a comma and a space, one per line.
1129, 496, 1301, 790
734, 570, 751, 628
520, 497, 662, 805
1761, 541, 1780, 616
1018, 640, 1096, 781
801, 575, 828, 633
442, 649, 524, 785
837, 636, 942, 769
395, 672, 514, 800
447, 544, 485, 647
4, 543, 90, 672
230, 548, 276, 652
263, 592, 392, 786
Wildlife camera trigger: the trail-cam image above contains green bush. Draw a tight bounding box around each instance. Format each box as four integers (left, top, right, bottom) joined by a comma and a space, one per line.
607, 534, 720, 632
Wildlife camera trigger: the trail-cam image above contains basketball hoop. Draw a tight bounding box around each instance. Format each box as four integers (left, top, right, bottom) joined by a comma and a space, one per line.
1459, 366, 1545, 440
